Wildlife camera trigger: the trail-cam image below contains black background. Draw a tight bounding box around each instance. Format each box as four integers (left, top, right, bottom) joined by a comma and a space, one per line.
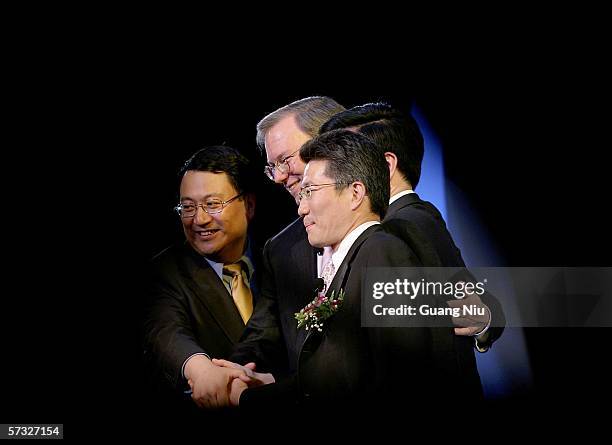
4, 24, 612, 435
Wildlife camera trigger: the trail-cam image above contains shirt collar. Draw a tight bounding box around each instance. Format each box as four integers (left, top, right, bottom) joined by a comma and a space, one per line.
204, 255, 255, 281
204, 257, 224, 280
202, 237, 255, 281
239, 255, 255, 280
331, 220, 381, 269
389, 189, 415, 205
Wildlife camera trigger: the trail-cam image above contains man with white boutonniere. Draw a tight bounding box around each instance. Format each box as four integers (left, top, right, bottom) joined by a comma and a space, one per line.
216, 130, 467, 413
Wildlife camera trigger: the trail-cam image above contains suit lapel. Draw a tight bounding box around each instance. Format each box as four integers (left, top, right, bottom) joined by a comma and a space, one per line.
292, 225, 319, 353
180, 244, 245, 343
299, 225, 381, 353
290, 225, 319, 305
325, 225, 381, 299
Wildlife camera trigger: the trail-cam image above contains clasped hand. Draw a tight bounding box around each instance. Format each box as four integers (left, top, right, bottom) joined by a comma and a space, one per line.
184, 355, 274, 409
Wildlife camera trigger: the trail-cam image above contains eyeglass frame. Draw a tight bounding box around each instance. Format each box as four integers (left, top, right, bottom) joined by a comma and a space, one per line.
298, 182, 346, 202
264, 148, 301, 181
174, 193, 244, 218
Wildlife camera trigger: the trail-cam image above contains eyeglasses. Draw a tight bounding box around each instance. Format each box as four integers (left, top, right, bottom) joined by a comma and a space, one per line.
264, 148, 300, 181
175, 193, 243, 218
298, 183, 343, 202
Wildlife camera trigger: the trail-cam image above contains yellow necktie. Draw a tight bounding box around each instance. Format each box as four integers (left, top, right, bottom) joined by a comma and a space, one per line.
223, 262, 253, 324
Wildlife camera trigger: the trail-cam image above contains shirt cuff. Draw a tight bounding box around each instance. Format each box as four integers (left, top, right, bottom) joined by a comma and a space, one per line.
473, 306, 492, 352
181, 352, 211, 380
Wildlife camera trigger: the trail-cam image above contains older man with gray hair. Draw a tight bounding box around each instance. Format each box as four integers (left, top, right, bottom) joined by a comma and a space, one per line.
229, 97, 346, 377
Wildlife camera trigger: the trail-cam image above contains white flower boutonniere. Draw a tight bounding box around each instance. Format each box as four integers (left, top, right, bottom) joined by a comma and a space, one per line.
294, 289, 345, 332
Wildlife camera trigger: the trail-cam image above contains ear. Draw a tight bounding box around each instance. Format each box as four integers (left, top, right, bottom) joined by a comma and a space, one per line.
349, 181, 367, 211
384, 152, 398, 179
244, 193, 256, 221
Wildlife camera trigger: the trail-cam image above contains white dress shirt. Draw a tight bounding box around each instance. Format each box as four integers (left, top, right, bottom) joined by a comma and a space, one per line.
389, 189, 415, 205
323, 220, 381, 287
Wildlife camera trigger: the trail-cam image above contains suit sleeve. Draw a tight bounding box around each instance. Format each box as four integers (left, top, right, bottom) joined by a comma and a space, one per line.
238, 374, 299, 411
476, 289, 505, 347
229, 239, 289, 376
385, 216, 506, 348
143, 269, 208, 391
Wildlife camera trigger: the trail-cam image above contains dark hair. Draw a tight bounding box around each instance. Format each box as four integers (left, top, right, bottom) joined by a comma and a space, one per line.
320, 102, 424, 189
300, 129, 389, 218
180, 145, 254, 194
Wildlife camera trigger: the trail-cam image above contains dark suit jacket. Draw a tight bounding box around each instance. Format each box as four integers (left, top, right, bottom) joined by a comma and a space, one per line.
384, 193, 464, 267
230, 217, 318, 377
383, 192, 506, 347
143, 242, 253, 394
240, 225, 466, 410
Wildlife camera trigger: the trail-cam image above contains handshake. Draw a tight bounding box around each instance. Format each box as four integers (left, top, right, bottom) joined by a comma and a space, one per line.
184, 355, 275, 409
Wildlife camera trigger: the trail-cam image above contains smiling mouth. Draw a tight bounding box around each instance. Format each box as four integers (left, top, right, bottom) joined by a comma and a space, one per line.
195, 229, 220, 239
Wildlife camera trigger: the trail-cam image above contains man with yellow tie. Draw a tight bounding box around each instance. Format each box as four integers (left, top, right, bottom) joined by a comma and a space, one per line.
143, 145, 257, 416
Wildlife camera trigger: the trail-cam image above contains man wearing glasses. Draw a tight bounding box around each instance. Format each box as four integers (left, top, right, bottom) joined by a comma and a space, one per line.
143, 145, 257, 417
225, 97, 502, 402
228, 130, 462, 410
229, 97, 346, 379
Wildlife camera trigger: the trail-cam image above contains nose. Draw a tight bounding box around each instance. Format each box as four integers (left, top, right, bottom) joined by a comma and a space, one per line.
297, 196, 308, 217
193, 205, 214, 225
273, 167, 289, 184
